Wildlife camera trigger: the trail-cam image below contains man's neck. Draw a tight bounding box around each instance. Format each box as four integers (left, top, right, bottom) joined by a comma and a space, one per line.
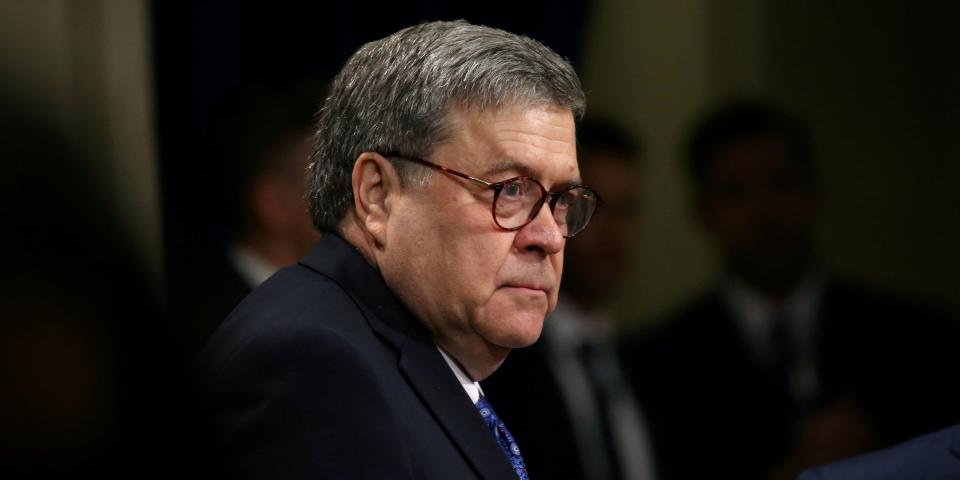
338, 220, 382, 268
435, 336, 510, 382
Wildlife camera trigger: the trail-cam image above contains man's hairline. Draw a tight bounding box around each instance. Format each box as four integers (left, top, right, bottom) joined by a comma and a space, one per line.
435, 102, 581, 183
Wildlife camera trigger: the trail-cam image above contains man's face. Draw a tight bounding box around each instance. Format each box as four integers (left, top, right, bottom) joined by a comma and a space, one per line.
379, 104, 578, 367
698, 135, 819, 287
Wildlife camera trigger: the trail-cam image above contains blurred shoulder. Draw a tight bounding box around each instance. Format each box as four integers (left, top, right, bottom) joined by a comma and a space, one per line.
799, 423, 960, 480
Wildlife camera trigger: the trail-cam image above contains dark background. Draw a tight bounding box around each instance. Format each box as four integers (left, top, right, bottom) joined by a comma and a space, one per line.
1, 0, 958, 477
153, 0, 589, 265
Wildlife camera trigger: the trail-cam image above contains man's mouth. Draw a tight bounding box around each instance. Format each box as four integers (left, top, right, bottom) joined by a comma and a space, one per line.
501, 282, 550, 293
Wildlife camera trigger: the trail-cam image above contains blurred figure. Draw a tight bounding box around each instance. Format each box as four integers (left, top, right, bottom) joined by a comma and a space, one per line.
484, 118, 656, 480
0, 101, 177, 478
620, 100, 960, 480
167, 82, 321, 357
799, 421, 960, 480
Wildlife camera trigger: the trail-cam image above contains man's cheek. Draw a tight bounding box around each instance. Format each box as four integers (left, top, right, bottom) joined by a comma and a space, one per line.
474, 291, 546, 348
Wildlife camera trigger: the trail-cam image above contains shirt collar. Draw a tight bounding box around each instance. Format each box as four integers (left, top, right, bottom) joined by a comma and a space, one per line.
437, 346, 484, 404
722, 271, 825, 360
229, 243, 279, 288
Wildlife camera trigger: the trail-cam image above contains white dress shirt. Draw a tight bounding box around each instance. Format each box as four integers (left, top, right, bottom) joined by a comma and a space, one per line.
228, 243, 278, 288
722, 272, 825, 404
438, 346, 483, 405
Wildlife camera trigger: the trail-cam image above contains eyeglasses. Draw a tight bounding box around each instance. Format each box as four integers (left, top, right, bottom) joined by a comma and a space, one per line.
388, 155, 602, 238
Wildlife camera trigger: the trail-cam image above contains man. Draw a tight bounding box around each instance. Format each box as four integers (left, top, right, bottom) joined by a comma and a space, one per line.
212, 84, 321, 290
799, 422, 960, 480
483, 119, 656, 480
620, 100, 960, 479
198, 21, 594, 479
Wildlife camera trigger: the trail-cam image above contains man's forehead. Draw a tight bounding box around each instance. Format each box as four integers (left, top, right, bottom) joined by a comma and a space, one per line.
444, 103, 574, 137
486, 156, 581, 185
442, 105, 579, 181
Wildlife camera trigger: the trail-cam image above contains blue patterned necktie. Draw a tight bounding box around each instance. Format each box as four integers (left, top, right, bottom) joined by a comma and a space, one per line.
476, 395, 529, 480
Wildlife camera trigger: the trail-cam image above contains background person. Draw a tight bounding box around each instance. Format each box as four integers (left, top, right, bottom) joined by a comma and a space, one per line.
621, 99, 960, 480
167, 82, 321, 358
799, 421, 960, 480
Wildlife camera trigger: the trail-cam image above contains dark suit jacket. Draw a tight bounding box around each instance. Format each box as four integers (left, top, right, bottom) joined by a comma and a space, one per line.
198, 234, 518, 479
620, 279, 960, 480
799, 423, 960, 480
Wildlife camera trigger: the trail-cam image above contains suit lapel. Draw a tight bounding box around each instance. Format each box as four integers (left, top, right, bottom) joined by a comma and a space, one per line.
398, 334, 518, 480
300, 234, 517, 479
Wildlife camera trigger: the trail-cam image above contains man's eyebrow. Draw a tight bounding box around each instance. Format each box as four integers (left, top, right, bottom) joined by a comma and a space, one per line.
481, 157, 583, 187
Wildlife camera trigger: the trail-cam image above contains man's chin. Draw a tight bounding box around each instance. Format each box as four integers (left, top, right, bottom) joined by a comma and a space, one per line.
475, 296, 549, 348
483, 320, 544, 349
499, 335, 541, 349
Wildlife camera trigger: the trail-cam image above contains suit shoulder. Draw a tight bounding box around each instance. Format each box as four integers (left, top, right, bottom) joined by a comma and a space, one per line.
800, 423, 960, 480
199, 264, 383, 383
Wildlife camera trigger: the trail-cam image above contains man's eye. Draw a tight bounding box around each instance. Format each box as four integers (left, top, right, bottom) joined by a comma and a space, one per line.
553, 191, 577, 212
503, 181, 524, 197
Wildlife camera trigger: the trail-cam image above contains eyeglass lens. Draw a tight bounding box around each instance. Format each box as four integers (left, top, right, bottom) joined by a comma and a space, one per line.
494, 178, 598, 237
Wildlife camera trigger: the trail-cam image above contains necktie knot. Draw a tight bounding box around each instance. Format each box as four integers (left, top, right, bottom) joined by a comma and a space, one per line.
476, 395, 528, 480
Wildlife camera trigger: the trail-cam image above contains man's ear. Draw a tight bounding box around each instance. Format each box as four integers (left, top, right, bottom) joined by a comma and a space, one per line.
351, 152, 401, 247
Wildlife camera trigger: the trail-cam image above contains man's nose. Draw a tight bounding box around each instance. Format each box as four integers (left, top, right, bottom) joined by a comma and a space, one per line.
514, 202, 564, 255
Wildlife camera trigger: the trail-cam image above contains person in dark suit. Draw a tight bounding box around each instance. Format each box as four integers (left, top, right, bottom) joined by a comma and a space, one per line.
483, 118, 656, 480
198, 21, 597, 479
619, 100, 960, 480
799, 423, 960, 480
168, 83, 321, 359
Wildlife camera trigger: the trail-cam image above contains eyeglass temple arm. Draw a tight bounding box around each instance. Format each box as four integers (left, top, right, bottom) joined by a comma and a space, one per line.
391, 154, 495, 189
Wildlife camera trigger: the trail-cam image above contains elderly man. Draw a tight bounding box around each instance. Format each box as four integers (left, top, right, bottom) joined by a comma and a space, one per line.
198, 21, 595, 480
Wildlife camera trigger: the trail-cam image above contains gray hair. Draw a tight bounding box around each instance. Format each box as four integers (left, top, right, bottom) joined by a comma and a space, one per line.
306, 20, 586, 233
